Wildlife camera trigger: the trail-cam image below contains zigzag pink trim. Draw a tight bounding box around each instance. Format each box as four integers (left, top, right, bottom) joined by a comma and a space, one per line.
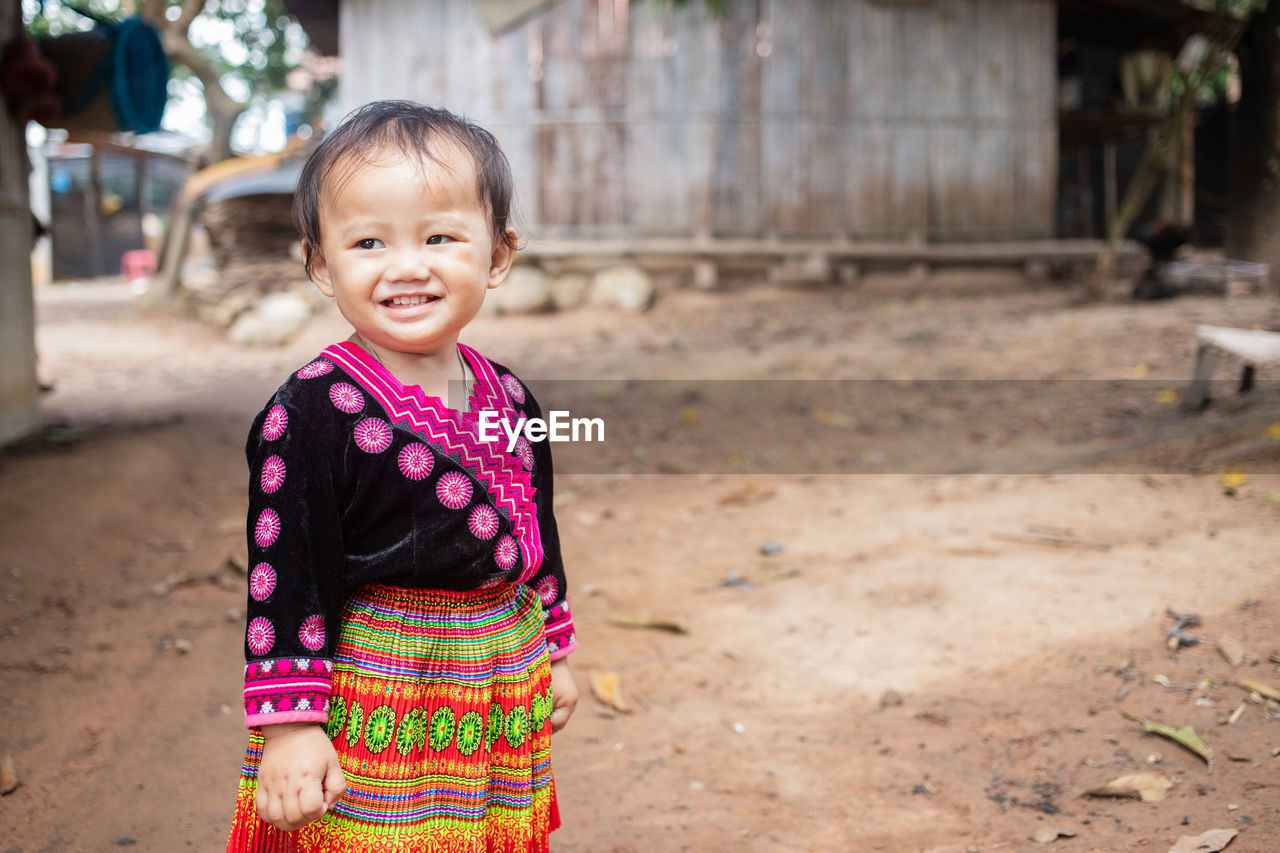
322, 342, 544, 581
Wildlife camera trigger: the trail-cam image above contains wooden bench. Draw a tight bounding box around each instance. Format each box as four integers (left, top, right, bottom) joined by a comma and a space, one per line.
1185, 324, 1280, 409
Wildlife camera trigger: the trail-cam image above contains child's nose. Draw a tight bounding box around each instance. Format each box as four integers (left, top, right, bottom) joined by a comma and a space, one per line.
385, 245, 431, 281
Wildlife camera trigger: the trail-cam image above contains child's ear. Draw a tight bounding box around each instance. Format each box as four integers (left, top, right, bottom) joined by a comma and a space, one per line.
307, 240, 336, 298
486, 229, 517, 290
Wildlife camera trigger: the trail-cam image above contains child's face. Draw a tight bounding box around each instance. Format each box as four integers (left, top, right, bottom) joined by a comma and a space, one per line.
308, 143, 514, 360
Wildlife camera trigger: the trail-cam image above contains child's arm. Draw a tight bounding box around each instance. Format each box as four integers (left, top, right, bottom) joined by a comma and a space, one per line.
255, 723, 345, 831
242, 391, 346, 730
515, 381, 580, 731
549, 658, 578, 732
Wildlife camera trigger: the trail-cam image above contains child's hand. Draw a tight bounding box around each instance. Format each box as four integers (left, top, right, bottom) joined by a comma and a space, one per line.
255, 722, 345, 831
549, 658, 578, 733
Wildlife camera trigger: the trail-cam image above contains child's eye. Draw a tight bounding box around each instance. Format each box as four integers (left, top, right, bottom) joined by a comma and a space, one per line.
355, 238, 384, 250
426, 235, 453, 245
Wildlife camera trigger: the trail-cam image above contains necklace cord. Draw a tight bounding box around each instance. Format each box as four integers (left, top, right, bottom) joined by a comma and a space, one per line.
353, 332, 468, 408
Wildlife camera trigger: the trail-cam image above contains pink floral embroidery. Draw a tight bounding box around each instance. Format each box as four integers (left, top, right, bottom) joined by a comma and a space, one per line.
398, 443, 434, 481
494, 535, 519, 570
500, 373, 526, 403
247, 617, 275, 655
249, 563, 276, 601
353, 418, 392, 453
262, 405, 288, 440
514, 437, 535, 471
254, 508, 281, 548
298, 359, 333, 379
535, 575, 559, 606
468, 504, 499, 540
260, 455, 286, 493
298, 615, 325, 651
329, 382, 364, 413
436, 471, 472, 509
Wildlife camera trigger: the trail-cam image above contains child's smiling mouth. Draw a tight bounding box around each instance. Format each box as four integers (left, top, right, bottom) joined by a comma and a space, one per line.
382, 295, 440, 307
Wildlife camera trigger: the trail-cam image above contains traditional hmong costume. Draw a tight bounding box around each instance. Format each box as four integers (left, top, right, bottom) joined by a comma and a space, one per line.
226, 341, 576, 853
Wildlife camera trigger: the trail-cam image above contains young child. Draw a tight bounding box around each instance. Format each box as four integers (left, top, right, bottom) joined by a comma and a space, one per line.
226, 100, 578, 852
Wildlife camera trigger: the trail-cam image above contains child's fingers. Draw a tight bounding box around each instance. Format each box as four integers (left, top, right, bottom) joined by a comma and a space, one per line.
550, 695, 577, 732
281, 787, 309, 830
297, 776, 328, 823
259, 788, 296, 831
323, 759, 347, 809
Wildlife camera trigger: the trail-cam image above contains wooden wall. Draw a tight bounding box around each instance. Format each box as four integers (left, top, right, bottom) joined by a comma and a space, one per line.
338, 0, 1056, 242
0, 0, 41, 445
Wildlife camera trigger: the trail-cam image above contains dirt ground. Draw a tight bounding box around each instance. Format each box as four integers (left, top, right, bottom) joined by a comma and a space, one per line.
2, 272, 1279, 852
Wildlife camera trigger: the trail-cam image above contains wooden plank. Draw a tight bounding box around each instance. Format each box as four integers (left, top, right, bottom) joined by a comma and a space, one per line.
517, 236, 1145, 264
444, 0, 493, 114
972, 0, 1013, 122
897, 0, 932, 121
973, 127, 1015, 238
624, 120, 690, 235
849, 0, 896, 120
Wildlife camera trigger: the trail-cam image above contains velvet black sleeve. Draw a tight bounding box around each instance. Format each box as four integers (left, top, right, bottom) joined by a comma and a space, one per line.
240, 384, 349, 728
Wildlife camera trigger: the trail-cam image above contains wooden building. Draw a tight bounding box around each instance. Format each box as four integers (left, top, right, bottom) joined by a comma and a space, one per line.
289, 0, 1060, 246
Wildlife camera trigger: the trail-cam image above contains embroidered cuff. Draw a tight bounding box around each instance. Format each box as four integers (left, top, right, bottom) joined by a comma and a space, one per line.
544, 600, 577, 661
244, 656, 333, 729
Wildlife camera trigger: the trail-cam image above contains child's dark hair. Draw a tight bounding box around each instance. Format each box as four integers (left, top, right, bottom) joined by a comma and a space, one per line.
293, 100, 518, 280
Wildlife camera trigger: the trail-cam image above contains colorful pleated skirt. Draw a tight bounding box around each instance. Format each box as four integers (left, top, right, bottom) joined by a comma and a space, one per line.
227, 583, 559, 852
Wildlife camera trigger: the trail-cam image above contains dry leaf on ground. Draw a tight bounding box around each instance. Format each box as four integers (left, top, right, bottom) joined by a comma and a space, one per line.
1236, 677, 1280, 701
588, 670, 633, 714
1121, 711, 1213, 767
1167, 828, 1238, 853
1085, 772, 1173, 803
0, 753, 17, 794
609, 615, 689, 634
810, 409, 855, 428
716, 482, 776, 505
1216, 637, 1246, 667
1218, 467, 1248, 488
1032, 826, 1077, 843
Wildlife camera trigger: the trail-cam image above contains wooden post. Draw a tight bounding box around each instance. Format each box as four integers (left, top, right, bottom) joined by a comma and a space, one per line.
1076, 148, 1094, 237
0, 0, 41, 443
1103, 141, 1117, 239
87, 145, 104, 277
1179, 111, 1195, 226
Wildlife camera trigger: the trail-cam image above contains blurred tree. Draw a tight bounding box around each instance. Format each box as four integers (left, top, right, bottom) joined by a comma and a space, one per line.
23, 0, 312, 162
143, 0, 301, 163
1224, 0, 1280, 277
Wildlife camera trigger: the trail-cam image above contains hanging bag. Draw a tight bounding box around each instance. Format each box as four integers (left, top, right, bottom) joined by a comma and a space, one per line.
38, 5, 169, 134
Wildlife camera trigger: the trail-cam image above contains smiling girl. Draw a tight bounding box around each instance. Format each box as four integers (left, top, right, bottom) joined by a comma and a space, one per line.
225, 101, 578, 853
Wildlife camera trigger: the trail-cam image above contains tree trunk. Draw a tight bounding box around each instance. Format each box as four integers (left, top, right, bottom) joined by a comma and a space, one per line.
1225, 0, 1280, 280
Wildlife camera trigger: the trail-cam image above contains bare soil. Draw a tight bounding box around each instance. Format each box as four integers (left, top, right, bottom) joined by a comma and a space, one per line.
2, 274, 1279, 853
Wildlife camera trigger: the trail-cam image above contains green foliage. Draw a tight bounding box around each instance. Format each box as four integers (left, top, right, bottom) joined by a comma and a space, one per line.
185, 0, 302, 95
22, 0, 121, 36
